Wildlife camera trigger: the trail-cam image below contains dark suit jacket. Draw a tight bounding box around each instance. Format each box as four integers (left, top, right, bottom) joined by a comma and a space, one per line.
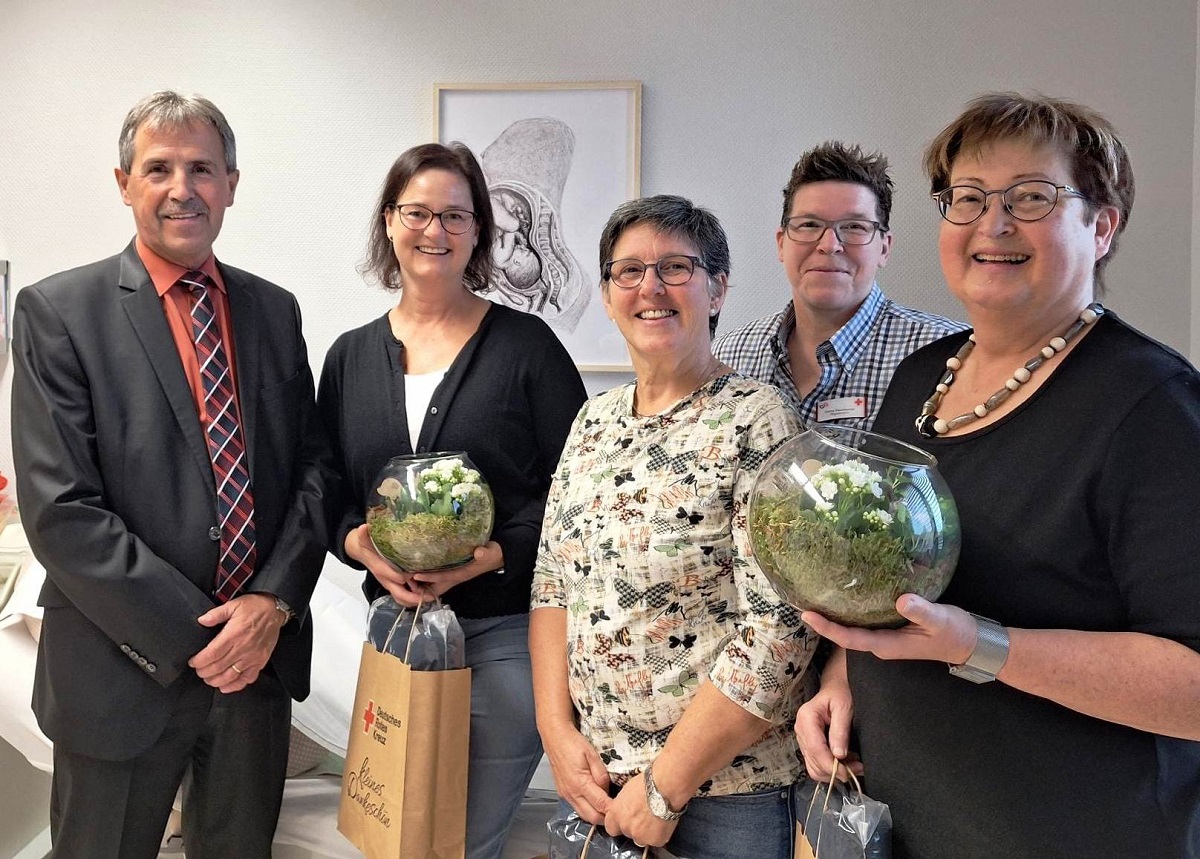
11, 241, 336, 761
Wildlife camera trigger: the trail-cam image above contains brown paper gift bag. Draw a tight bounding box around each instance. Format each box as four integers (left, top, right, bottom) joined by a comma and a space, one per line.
338, 640, 472, 858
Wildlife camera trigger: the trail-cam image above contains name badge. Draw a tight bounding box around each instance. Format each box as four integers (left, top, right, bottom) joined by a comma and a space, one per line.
817, 396, 868, 422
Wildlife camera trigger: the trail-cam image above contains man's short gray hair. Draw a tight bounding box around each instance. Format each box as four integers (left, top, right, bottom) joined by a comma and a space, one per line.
118, 91, 237, 173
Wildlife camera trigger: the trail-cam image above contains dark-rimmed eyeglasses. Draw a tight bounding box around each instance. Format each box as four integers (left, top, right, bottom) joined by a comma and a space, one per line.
602, 255, 709, 289
782, 217, 886, 246
932, 181, 1087, 225
385, 203, 477, 235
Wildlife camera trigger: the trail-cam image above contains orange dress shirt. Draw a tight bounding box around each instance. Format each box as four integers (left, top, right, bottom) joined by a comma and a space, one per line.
135, 237, 242, 423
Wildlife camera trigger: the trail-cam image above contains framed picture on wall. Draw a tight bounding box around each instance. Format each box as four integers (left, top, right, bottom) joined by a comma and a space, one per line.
0, 260, 9, 354
434, 81, 641, 371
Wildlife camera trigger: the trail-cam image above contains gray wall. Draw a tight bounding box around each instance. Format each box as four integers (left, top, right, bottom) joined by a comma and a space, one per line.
1, 0, 1197, 477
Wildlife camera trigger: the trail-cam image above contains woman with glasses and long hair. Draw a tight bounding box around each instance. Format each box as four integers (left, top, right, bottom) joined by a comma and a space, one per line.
318, 142, 586, 859
796, 93, 1200, 858
530, 195, 817, 858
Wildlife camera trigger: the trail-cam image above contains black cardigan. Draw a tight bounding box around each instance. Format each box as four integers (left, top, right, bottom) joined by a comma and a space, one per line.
318, 302, 587, 618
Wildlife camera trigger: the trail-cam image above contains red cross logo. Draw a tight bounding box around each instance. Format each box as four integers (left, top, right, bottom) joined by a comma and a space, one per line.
855, 398, 864, 407
362, 701, 376, 734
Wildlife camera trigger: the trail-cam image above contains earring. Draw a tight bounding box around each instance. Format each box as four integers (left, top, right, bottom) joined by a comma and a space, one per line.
709, 308, 719, 316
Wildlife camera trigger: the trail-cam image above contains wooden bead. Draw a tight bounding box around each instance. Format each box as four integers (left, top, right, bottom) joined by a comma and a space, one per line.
916, 305, 1104, 439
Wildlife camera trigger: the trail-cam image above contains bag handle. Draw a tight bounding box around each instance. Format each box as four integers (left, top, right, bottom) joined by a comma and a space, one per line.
380, 594, 440, 661
582, 823, 650, 858
803, 762, 864, 859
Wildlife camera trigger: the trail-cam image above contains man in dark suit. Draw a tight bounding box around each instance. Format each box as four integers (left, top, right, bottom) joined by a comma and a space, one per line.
11, 91, 336, 859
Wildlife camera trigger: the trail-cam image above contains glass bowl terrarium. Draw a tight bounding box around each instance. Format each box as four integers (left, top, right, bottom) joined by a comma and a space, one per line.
366, 452, 494, 572
748, 426, 960, 629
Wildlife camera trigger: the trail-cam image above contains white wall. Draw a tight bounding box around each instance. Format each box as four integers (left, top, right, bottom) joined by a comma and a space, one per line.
2, 0, 1197, 480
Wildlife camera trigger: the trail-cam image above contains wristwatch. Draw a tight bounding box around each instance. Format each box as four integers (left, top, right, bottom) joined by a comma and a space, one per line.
273, 596, 294, 623
948, 612, 1010, 683
643, 762, 687, 821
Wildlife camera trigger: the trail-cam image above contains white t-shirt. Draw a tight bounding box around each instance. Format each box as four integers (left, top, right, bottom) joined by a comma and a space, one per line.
404, 367, 447, 446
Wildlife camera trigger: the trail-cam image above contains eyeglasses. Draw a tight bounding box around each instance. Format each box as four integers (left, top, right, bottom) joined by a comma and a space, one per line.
933, 181, 1087, 225
782, 217, 886, 246
385, 203, 477, 235
602, 255, 709, 289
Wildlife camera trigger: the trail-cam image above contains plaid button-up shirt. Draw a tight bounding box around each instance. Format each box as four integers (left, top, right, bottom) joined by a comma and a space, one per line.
712, 284, 968, 430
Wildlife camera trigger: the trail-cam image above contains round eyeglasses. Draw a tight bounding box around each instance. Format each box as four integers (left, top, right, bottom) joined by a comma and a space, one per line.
385, 203, 477, 235
602, 255, 710, 289
782, 217, 886, 246
933, 181, 1087, 225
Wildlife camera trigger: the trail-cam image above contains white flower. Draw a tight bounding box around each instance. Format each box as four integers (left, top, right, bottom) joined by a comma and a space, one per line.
451, 482, 479, 499
433, 458, 464, 475
864, 509, 894, 529
424, 479, 440, 493
377, 477, 403, 498
819, 481, 839, 500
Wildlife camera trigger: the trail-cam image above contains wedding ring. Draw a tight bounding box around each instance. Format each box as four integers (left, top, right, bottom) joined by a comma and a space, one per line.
231, 664, 243, 674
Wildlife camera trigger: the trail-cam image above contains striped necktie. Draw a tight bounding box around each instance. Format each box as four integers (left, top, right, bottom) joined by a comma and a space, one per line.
180, 270, 257, 602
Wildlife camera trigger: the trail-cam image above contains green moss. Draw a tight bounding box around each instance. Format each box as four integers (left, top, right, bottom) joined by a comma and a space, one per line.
749, 495, 953, 629
367, 506, 492, 572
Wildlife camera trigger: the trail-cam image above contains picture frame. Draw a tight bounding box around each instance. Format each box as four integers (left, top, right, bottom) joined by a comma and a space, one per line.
434, 81, 642, 371
0, 260, 9, 354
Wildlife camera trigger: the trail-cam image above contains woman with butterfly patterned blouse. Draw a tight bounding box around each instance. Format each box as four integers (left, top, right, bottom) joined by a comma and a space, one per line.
530, 195, 818, 858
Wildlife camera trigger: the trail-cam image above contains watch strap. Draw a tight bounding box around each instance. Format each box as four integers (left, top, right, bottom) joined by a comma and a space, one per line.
643, 762, 687, 821
948, 613, 1009, 683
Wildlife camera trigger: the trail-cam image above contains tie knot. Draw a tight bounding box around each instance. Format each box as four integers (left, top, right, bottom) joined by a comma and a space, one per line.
179, 270, 213, 296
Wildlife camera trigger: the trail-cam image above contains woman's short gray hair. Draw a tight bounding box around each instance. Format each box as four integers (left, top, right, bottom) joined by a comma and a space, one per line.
598, 195, 730, 301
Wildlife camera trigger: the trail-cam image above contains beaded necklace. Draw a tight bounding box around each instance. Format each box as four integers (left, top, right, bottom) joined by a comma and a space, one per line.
915, 303, 1104, 438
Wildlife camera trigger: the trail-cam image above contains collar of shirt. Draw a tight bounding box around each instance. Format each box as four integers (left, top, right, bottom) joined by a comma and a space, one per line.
776, 283, 886, 375
134, 236, 227, 297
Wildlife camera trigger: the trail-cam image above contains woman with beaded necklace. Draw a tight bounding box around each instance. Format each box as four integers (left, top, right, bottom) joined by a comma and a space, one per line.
796, 93, 1200, 858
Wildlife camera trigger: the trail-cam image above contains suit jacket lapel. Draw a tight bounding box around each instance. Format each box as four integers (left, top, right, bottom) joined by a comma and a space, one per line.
119, 242, 216, 499
222, 266, 261, 476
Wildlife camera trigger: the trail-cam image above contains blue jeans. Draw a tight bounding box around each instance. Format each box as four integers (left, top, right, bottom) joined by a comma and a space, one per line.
666, 785, 795, 859
558, 782, 795, 859
460, 613, 543, 859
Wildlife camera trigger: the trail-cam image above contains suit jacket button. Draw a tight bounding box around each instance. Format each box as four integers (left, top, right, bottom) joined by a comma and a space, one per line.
120, 644, 132, 654
137, 656, 148, 666
129, 649, 140, 660
208, 526, 221, 541
146, 663, 157, 673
